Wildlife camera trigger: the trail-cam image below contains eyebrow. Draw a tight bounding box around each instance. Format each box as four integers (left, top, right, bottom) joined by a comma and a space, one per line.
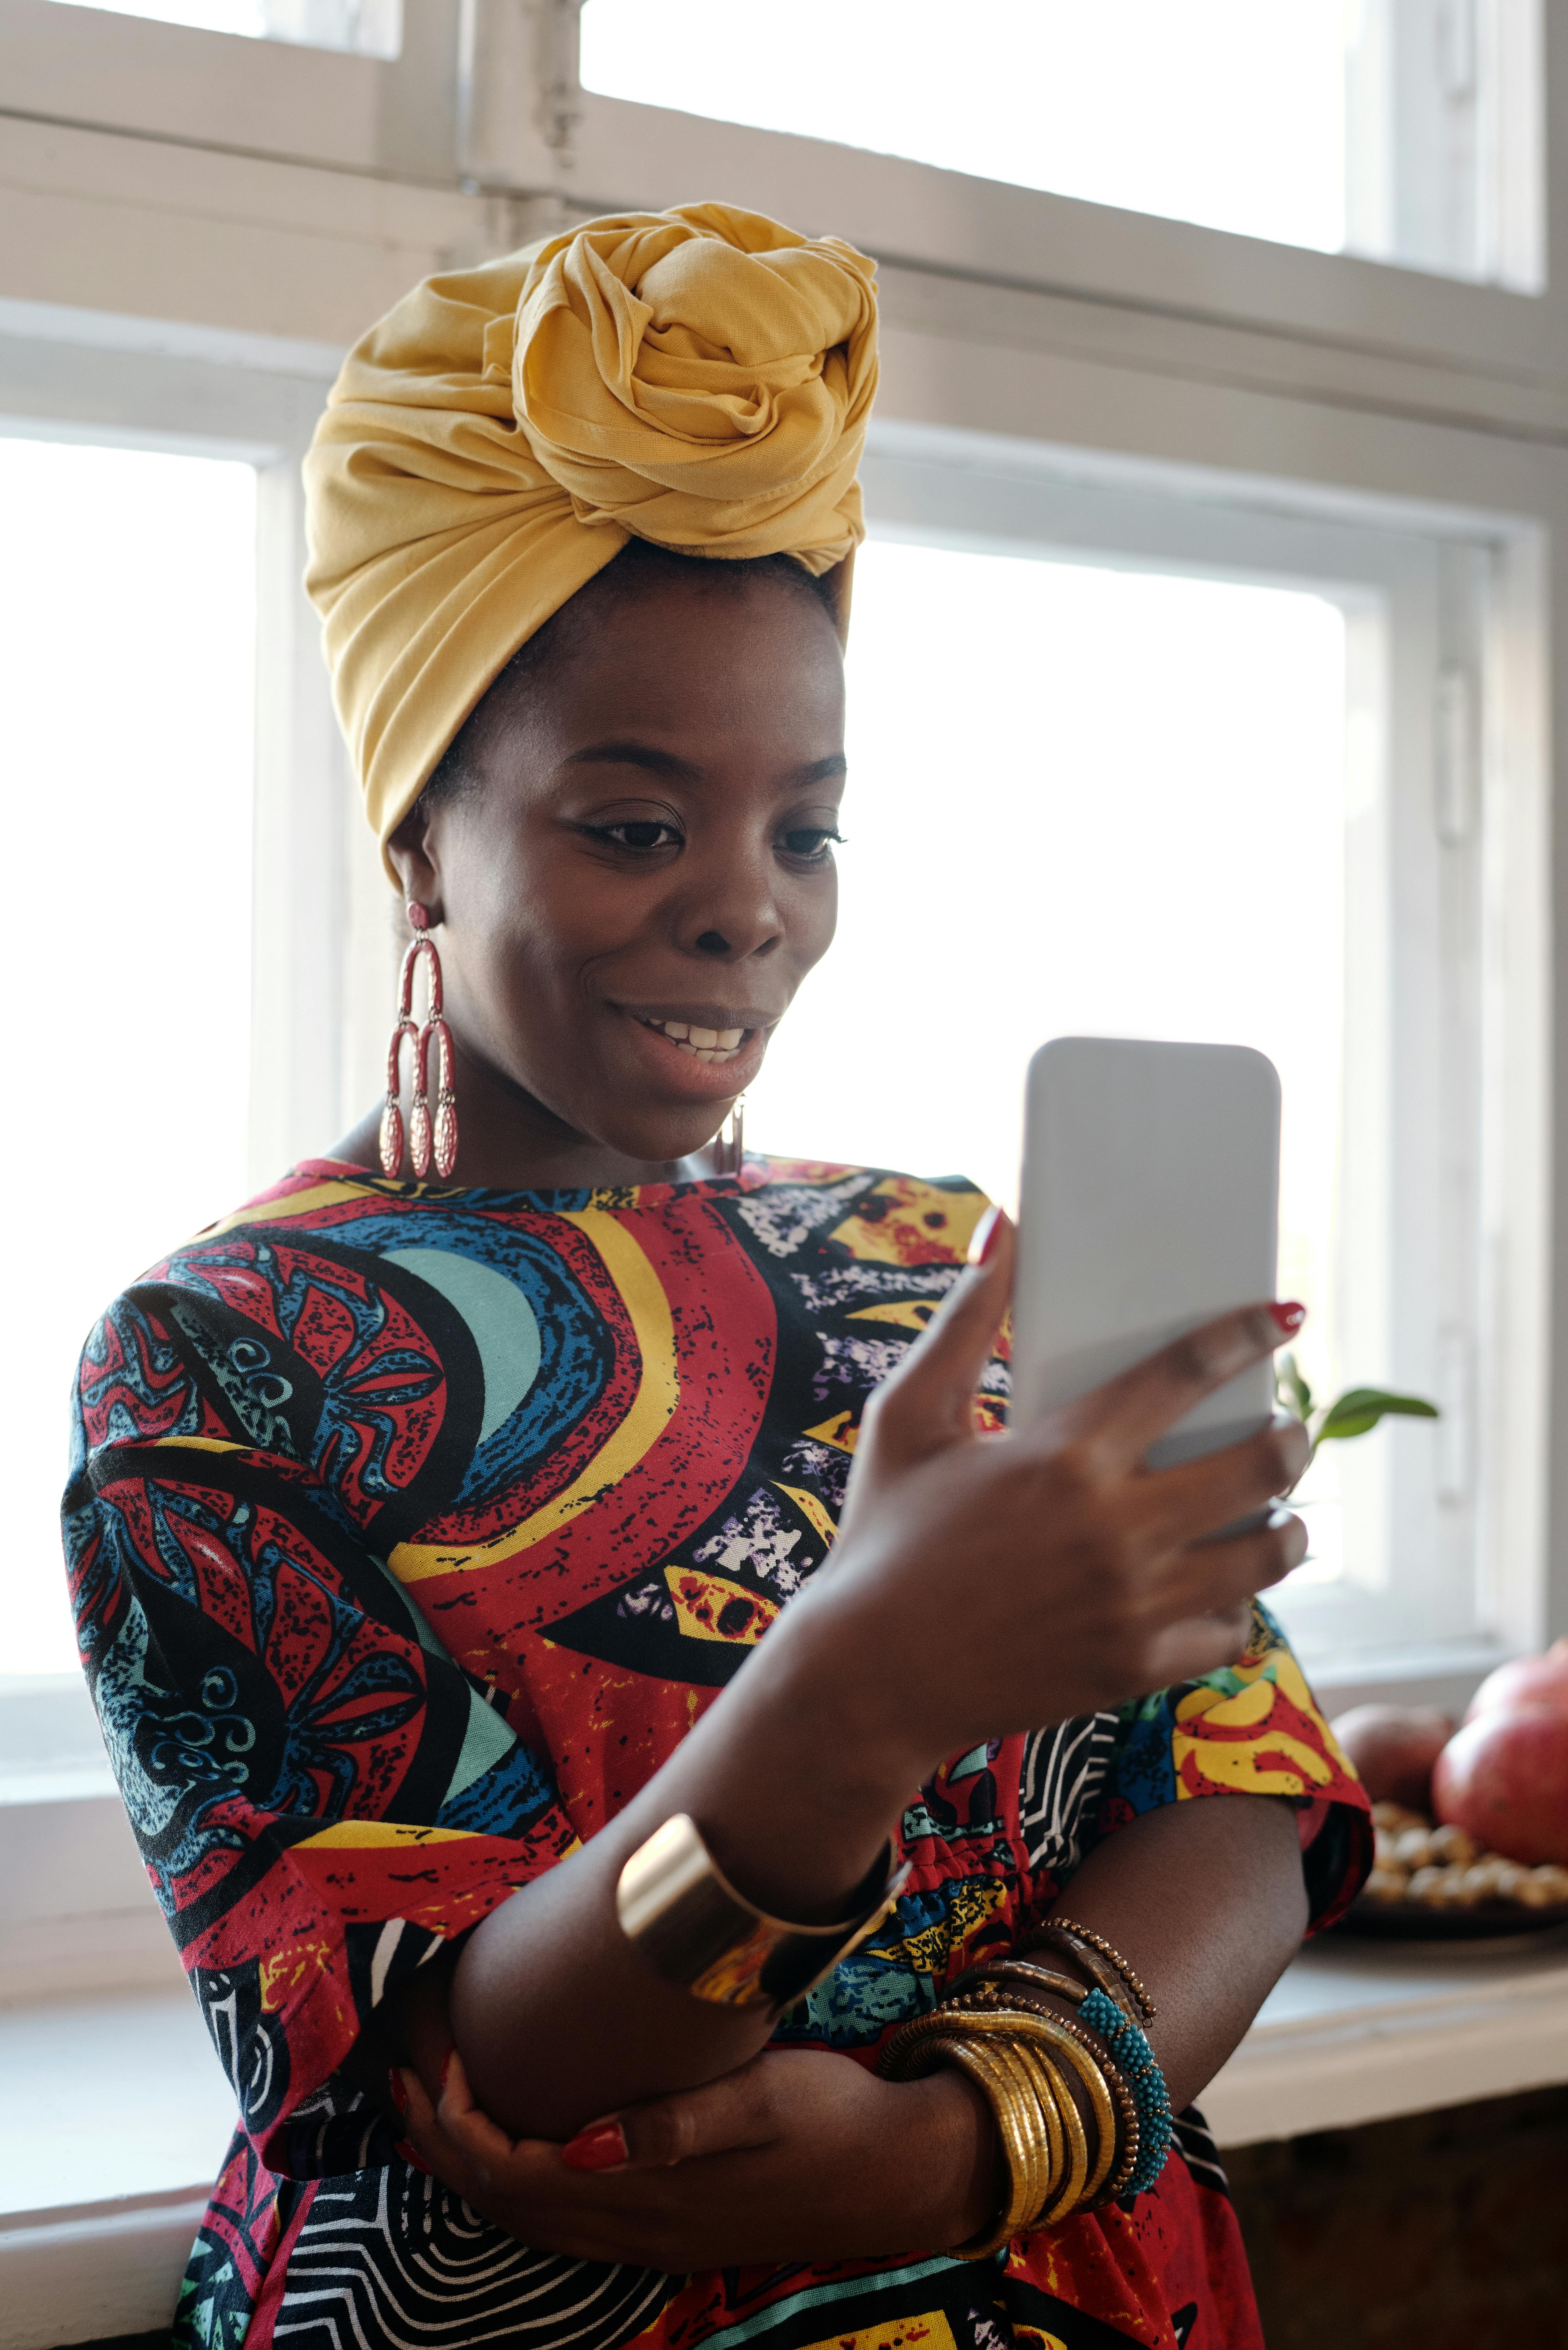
562, 741, 848, 789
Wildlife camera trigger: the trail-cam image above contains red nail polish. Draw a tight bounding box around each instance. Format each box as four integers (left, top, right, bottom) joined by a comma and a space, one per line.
388, 2069, 408, 2118
439, 2049, 454, 2098
394, 2137, 433, 2177
967, 1205, 1005, 1268
562, 2119, 629, 2172
1269, 1301, 1308, 1334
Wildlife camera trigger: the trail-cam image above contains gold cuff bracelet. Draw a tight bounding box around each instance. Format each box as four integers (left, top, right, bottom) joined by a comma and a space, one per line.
615, 1813, 909, 2013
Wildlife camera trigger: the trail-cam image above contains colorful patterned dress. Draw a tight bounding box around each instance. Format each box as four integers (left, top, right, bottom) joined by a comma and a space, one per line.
63, 1156, 1370, 2350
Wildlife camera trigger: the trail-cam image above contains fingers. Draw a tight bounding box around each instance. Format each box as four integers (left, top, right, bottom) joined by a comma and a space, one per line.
393, 2064, 471, 2195
860, 1210, 1015, 1458
1164, 1509, 1309, 1621
436, 2047, 478, 2122
1137, 1413, 1310, 1543
434, 2051, 521, 2172
1054, 1302, 1301, 1466
1137, 1603, 1259, 1698
584, 2055, 778, 2172
1137, 1508, 1306, 1690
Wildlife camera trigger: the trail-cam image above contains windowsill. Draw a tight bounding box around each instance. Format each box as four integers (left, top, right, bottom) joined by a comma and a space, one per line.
1266, 1639, 1510, 1723
2, 1936, 1565, 2350
0, 1986, 235, 2350
1202, 1922, 1568, 2145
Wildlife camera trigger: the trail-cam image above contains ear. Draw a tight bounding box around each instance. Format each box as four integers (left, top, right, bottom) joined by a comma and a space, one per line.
387, 804, 442, 920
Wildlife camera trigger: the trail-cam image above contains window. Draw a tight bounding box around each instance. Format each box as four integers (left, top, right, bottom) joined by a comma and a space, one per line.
751, 543, 1347, 1218
580, 0, 1543, 287
748, 431, 1547, 1674
2, 0, 1562, 1770
753, 532, 1359, 1620
0, 434, 256, 1677
47, 0, 400, 55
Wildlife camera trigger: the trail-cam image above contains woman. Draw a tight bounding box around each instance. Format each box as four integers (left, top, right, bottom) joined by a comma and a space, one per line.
64, 206, 1368, 2350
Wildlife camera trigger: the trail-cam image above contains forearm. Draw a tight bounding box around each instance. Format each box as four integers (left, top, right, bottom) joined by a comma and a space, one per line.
1046, 1791, 1308, 2112
445, 1583, 923, 2140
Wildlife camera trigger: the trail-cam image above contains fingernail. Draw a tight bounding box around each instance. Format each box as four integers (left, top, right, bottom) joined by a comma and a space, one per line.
388, 2069, 409, 2118
1269, 1301, 1307, 1335
439, 2049, 454, 2098
394, 2137, 433, 2177
967, 1205, 1006, 1268
562, 2119, 629, 2172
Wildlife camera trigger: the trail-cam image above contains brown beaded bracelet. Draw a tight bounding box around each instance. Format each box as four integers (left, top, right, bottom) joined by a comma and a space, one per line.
1034, 1917, 1156, 2022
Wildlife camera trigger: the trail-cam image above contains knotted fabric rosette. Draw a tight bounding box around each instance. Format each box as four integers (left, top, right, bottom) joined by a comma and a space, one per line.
304, 201, 879, 871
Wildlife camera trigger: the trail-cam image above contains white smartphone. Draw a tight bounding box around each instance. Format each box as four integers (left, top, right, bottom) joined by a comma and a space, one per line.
1010, 1036, 1281, 1473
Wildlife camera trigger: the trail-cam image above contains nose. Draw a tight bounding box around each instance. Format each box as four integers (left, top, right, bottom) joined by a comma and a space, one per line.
675, 839, 785, 963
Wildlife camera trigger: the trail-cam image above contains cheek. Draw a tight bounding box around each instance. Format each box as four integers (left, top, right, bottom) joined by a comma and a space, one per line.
455, 841, 601, 1007
791, 870, 839, 970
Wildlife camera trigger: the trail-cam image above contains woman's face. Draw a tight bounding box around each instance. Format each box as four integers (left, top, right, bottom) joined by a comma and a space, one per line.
391, 571, 847, 1171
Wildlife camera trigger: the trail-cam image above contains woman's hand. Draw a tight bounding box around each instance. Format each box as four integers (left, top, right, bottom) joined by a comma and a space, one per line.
816, 1210, 1310, 1767
393, 2047, 999, 2271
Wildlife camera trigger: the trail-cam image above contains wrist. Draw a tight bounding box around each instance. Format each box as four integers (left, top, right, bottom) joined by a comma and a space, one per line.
909, 2066, 1003, 2248
632, 1591, 918, 1929
765, 1577, 937, 1794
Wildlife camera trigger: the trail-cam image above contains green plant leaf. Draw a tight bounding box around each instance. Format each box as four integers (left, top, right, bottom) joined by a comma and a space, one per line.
1315, 1386, 1440, 1443
1275, 1350, 1314, 1423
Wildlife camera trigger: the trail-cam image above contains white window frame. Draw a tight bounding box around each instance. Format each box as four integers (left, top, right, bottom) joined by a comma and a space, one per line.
0, 305, 396, 1997
853, 420, 1550, 1689
4, 0, 1568, 1997
0, 301, 394, 1175
0, 0, 1564, 373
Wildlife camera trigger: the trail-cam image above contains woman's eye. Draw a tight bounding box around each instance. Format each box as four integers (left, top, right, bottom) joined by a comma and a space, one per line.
591, 820, 682, 852
780, 826, 845, 861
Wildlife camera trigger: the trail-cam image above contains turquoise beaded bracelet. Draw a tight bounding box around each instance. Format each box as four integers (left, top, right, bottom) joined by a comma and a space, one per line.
1079, 1986, 1172, 2196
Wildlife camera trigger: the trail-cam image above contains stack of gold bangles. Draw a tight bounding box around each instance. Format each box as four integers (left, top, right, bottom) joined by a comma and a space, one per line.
877, 1917, 1170, 2258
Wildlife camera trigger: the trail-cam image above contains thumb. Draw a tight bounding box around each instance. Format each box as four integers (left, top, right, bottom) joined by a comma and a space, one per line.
856, 1207, 1014, 1468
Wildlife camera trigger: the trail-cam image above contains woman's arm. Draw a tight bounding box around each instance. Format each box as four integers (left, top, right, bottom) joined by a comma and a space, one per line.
389, 1785, 1309, 2267
385, 1223, 1310, 2142
1045, 1787, 1308, 2113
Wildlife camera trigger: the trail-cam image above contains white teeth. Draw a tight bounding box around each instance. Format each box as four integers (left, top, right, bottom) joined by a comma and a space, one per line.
639, 1014, 747, 1061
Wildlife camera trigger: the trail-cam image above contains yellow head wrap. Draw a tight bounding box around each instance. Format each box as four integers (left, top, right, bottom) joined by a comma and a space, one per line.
304, 201, 878, 874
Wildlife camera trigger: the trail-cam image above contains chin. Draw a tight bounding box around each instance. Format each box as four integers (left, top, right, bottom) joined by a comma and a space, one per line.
594, 1101, 733, 1164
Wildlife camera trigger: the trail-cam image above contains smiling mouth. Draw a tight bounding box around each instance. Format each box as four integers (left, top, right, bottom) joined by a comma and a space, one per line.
637, 1015, 752, 1065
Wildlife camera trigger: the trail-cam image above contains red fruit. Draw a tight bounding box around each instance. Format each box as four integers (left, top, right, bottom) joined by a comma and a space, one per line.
1464, 1636, 1568, 1724
1432, 1707, 1568, 1865
1330, 1705, 1453, 1811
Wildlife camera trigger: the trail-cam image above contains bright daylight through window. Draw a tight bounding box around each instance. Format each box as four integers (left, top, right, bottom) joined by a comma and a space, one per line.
582, 0, 1539, 284
0, 438, 256, 1677
46, 0, 400, 55
747, 537, 1361, 1635
584, 0, 1347, 251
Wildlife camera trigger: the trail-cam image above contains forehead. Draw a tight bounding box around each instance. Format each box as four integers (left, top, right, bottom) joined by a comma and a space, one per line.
493, 572, 847, 769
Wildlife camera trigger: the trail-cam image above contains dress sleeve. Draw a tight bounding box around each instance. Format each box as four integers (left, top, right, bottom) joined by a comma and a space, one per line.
62, 1281, 579, 2180
1097, 1600, 1372, 1932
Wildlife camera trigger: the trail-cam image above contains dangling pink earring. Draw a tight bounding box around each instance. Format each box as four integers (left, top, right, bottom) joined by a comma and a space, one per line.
714, 1093, 746, 1179
379, 903, 459, 1181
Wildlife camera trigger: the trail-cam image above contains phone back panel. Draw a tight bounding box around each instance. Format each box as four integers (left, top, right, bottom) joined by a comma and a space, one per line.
1010, 1036, 1280, 1466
